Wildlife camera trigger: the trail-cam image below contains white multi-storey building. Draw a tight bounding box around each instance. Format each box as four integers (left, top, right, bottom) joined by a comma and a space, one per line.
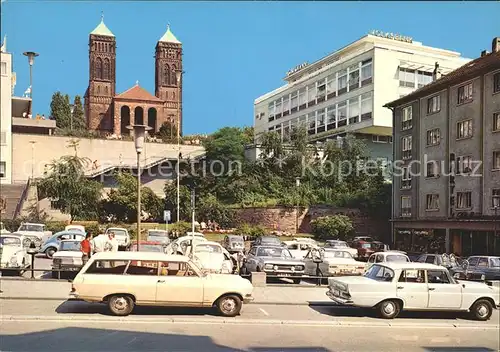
1, 37, 13, 184
253, 31, 471, 163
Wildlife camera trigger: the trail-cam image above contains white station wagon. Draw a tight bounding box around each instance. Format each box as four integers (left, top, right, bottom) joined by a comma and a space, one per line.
71, 251, 254, 317
326, 262, 500, 320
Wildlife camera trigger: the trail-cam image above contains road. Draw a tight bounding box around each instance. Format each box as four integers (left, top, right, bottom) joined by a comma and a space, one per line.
1, 299, 499, 351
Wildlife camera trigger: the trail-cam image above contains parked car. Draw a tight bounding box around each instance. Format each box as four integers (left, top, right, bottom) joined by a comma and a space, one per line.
371, 241, 390, 252
284, 240, 316, 259
304, 247, 365, 277
190, 241, 234, 274
65, 225, 85, 234
0, 222, 10, 235
352, 236, 374, 242
165, 235, 207, 255
40, 231, 86, 259
415, 253, 464, 271
104, 227, 130, 250
51, 239, 84, 278
0, 234, 31, 274
324, 240, 358, 258
252, 235, 284, 247
326, 262, 500, 320
365, 251, 410, 271
16, 222, 52, 246
146, 229, 170, 245
129, 240, 166, 253
351, 240, 375, 260
70, 251, 254, 317
222, 235, 245, 254
241, 245, 305, 284
451, 256, 500, 282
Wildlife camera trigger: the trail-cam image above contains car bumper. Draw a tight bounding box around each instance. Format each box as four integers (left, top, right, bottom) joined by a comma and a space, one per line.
263, 270, 304, 277
326, 290, 353, 305
243, 295, 254, 304
0, 263, 24, 270
53, 266, 81, 271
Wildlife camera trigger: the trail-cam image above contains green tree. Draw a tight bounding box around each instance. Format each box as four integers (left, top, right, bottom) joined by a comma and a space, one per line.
163, 182, 191, 222
197, 193, 234, 228
310, 215, 354, 241
157, 121, 178, 142
71, 95, 86, 130
50, 92, 73, 129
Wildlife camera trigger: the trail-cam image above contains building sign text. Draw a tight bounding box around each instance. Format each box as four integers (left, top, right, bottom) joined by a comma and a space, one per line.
370, 30, 413, 43
286, 62, 309, 77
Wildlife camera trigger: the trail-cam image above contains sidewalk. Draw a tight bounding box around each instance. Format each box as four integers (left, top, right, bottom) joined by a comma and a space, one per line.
0, 279, 332, 306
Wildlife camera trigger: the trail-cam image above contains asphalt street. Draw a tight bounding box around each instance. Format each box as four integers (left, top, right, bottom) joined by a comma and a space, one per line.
1, 299, 499, 351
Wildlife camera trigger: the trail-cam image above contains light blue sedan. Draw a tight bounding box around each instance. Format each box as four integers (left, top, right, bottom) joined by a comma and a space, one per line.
39, 231, 85, 258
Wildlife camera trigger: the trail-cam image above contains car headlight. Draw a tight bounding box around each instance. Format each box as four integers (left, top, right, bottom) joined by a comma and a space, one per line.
481, 274, 485, 281
295, 265, 304, 271
264, 264, 273, 270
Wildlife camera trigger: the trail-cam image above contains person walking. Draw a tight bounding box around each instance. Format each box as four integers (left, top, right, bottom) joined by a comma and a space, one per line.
80, 233, 92, 265
105, 232, 119, 252
91, 233, 106, 254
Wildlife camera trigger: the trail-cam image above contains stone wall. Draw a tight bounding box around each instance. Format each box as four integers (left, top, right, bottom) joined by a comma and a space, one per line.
233, 205, 390, 242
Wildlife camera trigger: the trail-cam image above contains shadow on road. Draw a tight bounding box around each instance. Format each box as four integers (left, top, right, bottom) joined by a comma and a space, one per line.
55, 300, 221, 317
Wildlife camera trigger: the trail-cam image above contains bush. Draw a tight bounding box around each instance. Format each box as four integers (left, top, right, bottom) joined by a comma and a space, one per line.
1, 219, 22, 232
169, 221, 192, 235
235, 223, 267, 238
45, 221, 68, 233
310, 215, 354, 241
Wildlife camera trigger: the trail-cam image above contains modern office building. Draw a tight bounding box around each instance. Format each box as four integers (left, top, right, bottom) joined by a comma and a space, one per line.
386, 37, 500, 256
253, 31, 471, 164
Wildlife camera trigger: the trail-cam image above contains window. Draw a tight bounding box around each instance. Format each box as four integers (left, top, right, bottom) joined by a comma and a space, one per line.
457, 191, 472, 209
0, 61, 6, 75
361, 59, 373, 86
399, 67, 415, 88
338, 69, 347, 95
493, 189, 500, 208
477, 258, 489, 268
275, 99, 282, 115
337, 101, 347, 121
348, 65, 360, 90
426, 161, 439, 177
457, 83, 473, 104
0, 162, 5, 178
326, 74, 337, 96
317, 79, 326, 100
457, 119, 473, 139
493, 73, 500, 94
290, 92, 298, 112
468, 257, 479, 267
401, 196, 411, 217
401, 166, 411, 189
427, 270, 450, 284
494, 151, 500, 170
307, 84, 316, 104
298, 88, 307, 108
493, 112, 500, 132
126, 261, 159, 275
159, 261, 197, 277
398, 269, 425, 283
360, 92, 373, 121
426, 128, 440, 146
317, 109, 325, 128
417, 71, 433, 88
282, 96, 290, 115
402, 106, 412, 130
372, 135, 391, 143
457, 155, 473, 174
326, 105, 336, 126
85, 260, 129, 274
268, 102, 275, 118
402, 136, 412, 159
348, 97, 360, 124
427, 95, 441, 114
426, 194, 439, 210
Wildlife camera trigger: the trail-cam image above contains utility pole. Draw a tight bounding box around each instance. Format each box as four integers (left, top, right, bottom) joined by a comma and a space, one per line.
191, 187, 195, 236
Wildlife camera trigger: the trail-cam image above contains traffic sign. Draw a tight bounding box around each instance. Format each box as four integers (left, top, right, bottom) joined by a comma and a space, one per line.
164, 210, 171, 222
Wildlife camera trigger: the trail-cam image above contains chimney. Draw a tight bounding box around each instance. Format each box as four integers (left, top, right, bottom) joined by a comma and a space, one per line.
481, 50, 489, 57
432, 62, 441, 81
492, 37, 500, 53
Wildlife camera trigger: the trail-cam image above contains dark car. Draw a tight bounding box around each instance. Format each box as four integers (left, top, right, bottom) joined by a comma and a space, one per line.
223, 235, 245, 253
252, 235, 283, 248
451, 256, 500, 282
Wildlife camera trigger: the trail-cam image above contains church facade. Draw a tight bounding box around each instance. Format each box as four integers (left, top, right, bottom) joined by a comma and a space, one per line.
84, 18, 183, 136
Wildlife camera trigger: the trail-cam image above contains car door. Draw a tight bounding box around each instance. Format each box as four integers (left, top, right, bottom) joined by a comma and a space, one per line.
156, 261, 203, 305
396, 269, 428, 309
123, 260, 159, 304
365, 254, 376, 271
426, 269, 462, 309
303, 250, 316, 275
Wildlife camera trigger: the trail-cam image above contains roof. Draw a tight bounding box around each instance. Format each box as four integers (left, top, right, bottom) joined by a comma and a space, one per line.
114, 83, 163, 102
90, 251, 188, 262
376, 262, 444, 270
90, 17, 114, 37
386, 50, 500, 108
159, 25, 181, 44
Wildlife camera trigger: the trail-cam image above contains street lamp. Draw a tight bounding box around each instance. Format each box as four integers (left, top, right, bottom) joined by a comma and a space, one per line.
23, 51, 39, 116
70, 104, 75, 131
295, 177, 301, 233
176, 69, 182, 223
127, 124, 152, 251
29, 140, 36, 180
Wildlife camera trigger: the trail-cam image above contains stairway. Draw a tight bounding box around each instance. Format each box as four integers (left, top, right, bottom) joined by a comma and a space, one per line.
0, 182, 28, 220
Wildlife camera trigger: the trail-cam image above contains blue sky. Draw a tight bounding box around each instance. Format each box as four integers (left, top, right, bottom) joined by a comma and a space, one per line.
1, 1, 498, 134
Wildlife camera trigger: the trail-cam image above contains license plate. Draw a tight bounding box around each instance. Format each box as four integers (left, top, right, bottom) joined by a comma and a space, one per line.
278, 273, 291, 277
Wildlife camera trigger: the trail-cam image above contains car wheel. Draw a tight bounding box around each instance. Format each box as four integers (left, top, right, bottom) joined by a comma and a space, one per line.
293, 278, 301, 284
470, 299, 493, 321
377, 300, 401, 319
45, 247, 57, 259
216, 295, 242, 317
108, 295, 134, 316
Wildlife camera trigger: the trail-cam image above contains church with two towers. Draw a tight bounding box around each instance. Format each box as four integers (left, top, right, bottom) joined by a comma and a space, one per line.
84, 17, 183, 136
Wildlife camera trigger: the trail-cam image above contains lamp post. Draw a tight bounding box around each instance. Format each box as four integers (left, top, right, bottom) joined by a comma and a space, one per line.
127, 124, 152, 251
29, 140, 36, 180
70, 104, 75, 131
175, 69, 182, 223
494, 195, 500, 255
295, 177, 301, 234
23, 51, 39, 116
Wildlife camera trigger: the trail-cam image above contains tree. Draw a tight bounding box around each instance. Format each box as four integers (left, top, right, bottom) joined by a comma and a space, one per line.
163, 182, 191, 222
197, 193, 234, 228
157, 121, 178, 142
310, 215, 354, 240
50, 92, 72, 129
71, 95, 86, 130
37, 148, 102, 221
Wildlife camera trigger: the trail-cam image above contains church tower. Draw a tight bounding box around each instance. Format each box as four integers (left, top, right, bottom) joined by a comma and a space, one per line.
85, 15, 116, 132
155, 25, 183, 135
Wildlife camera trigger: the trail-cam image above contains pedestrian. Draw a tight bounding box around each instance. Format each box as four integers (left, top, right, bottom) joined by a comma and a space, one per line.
91, 233, 106, 254
80, 233, 92, 265
105, 232, 119, 252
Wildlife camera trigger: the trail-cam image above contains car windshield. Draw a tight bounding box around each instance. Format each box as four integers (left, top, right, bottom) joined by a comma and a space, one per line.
490, 258, 500, 267
195, 244, 222, 253
109, 229, 127, 237
133, 245, 164, 252
257, 247, 292, 258
332, 242, 348, 248
59, 241, 81, 251
19, 224, 44, 232
148, 231, 168, 237
261, 237, 281, 245
323, 250, 352, 259
364, 264, 395, 282
386, 255, 409, 262
230, 237, 244, 243
0, 237, 21, 246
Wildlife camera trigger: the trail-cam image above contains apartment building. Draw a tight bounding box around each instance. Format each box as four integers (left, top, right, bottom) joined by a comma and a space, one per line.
1, 37, 13, 185
252, 31, 470, 165
386, 37, 500, 256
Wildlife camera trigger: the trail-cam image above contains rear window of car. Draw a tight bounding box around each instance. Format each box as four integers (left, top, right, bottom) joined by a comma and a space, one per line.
84, 260, 129, 274
386, 255, 409, 262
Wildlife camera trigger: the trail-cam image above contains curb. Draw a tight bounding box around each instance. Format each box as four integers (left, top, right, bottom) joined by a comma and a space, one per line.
0, 296, 336, 307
